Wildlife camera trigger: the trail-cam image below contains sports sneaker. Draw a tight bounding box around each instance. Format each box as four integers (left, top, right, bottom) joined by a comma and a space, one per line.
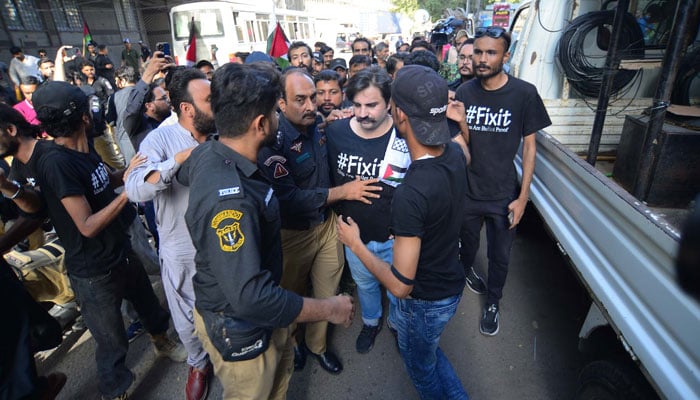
151, 333, 187, 362
480, 303, 500, 336
356, 323, 381, 354
465, 267, 487, 295
48, 302, 80, 330
126, 320, 145, 343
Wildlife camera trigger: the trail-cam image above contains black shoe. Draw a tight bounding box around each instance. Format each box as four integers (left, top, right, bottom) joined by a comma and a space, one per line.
356, 323, 381, 354
293, 345, 307, 371
465, 267, 487, 295
480, 303, 500, 336
310, 350, 343, 374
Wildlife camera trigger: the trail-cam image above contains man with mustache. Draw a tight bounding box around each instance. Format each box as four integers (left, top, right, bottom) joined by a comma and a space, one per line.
314, 70, 344, 118
454, 27, 551, 336
326, 67, 410, 354
449, 38, 475, 91
257, 69, 381, 375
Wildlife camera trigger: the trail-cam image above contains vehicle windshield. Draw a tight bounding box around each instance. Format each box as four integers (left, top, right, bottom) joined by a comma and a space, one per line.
173, 9, 224, 40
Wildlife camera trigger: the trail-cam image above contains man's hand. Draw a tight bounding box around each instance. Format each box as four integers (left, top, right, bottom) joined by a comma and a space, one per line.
326, 294, 355, 327
336, 215, 362, 252
507, 197, 528, 229
447, 98, 466, 125
174, 147, 195, 165
141, 51, 175, 84
338, 177, 382, 204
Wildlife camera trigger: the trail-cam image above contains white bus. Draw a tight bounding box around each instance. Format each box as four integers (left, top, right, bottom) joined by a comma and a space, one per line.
170, 1, 330, 65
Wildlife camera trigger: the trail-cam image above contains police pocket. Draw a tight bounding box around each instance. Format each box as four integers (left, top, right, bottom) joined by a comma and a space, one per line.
199, 309, 271, 362
292, 157, 315, 180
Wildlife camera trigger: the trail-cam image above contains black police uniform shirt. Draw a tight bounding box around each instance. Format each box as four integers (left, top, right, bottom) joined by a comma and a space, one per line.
390, 142, 467, 300
33, 141, 133, 278
326, 118, 397, 243
257, 112, 331, 230
455, 75, 551, 201
179, 140, 303, 325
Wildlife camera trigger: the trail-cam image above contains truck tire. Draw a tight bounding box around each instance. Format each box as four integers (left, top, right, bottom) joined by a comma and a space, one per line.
575, 359, 658, 400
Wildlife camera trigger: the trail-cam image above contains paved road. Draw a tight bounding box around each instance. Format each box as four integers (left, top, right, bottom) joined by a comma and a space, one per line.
38, 209, 590, 400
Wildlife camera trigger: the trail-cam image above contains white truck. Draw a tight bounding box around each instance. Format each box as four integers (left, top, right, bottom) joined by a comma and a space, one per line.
505, 0, 700, 398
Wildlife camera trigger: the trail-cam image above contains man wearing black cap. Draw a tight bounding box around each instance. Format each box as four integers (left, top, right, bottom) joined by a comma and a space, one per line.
337, 65, 469, 399
32, 81, 183, 400
455, 27, 551, 337
311, 51, 324, 76
330, 58, 348, 87
121, 38, 140, 76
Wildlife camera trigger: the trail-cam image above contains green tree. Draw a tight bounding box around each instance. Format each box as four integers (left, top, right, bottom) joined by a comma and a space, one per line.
420, 0, 464, 21
392, 0, 420, 15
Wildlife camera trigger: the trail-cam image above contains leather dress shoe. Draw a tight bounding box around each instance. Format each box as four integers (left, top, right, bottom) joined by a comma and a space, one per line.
185, 362, 211, 400
293, 345, 307, 371
311, 350, 343, 375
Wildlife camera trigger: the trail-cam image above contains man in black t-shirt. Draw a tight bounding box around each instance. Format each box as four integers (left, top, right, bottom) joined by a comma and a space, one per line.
327, 67, 409, 354
32, 81, 183, 400
455, 27, 551, 336
338, 65, 469, 399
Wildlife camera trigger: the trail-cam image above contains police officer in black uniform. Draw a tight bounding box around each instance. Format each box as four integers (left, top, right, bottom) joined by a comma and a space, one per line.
178, 63, 354, 399
256, 68, 380, 374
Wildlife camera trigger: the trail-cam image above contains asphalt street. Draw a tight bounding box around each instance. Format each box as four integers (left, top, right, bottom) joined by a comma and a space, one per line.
38, 208, 590, 400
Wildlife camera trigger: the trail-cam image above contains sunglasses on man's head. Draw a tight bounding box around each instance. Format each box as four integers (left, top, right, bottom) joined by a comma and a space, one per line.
474, 26, 507, 39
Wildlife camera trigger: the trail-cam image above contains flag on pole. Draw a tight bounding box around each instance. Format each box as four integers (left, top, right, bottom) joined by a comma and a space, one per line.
185, 17, 197, 66
266, 22, 290, 68
82, 19, 93, 56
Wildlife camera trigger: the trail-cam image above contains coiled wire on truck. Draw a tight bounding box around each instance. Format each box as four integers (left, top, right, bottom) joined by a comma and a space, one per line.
557, 10, 645, 98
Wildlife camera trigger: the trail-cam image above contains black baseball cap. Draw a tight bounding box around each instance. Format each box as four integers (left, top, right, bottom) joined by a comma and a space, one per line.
330, 58, 347, 71
391, 65, 450, 146
312, 51, 323, 63
33, 81, 88, 119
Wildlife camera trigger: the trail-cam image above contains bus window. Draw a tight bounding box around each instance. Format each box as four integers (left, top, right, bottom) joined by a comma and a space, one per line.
256, 14, 269, 39
246, 21, 256, 42
233, 12, 245, 43
173, 9, 223, 40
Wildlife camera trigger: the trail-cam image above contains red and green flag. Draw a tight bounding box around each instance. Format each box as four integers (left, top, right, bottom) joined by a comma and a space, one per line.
185, 17, 197, 66
266, 22, 290, 69
82, 19, 93, 56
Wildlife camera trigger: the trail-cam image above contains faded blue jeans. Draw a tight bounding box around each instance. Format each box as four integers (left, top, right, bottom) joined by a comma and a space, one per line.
391, 294, 468, 400
344, 239, 393, 326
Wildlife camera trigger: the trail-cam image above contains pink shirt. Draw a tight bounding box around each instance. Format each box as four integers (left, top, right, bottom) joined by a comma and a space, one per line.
13, 100, 39, 126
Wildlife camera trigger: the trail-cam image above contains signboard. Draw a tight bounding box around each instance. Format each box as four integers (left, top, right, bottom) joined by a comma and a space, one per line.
492, 3, 511, 28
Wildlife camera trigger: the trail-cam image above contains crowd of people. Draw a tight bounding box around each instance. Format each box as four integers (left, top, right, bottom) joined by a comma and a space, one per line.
1, 26, 550, 400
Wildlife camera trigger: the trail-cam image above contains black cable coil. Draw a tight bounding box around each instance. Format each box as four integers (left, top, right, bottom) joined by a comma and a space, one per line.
557, 10, 645, 98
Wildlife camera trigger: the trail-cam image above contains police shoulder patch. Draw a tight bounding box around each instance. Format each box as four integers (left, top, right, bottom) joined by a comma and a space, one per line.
210, 210, 245, 252
263, 155, 287, 166
273, 163, 289, 179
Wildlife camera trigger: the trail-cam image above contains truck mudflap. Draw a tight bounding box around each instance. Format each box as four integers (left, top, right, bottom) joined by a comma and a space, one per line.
515, 131, 700, 399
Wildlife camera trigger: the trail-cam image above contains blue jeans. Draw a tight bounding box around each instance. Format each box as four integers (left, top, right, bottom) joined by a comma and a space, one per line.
344, 240, 393, 326
391, 294, 468, 400
69, 250, 170, 398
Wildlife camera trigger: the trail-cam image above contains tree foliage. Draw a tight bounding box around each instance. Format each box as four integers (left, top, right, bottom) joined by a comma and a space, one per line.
406, 0, 521, 22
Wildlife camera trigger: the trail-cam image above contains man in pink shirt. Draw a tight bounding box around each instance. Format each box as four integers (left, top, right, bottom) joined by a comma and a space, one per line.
13, 76, 40, 126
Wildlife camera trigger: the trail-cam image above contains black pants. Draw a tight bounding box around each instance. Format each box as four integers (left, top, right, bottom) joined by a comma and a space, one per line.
69, 250, 170, 398
460, 196, 517, 305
